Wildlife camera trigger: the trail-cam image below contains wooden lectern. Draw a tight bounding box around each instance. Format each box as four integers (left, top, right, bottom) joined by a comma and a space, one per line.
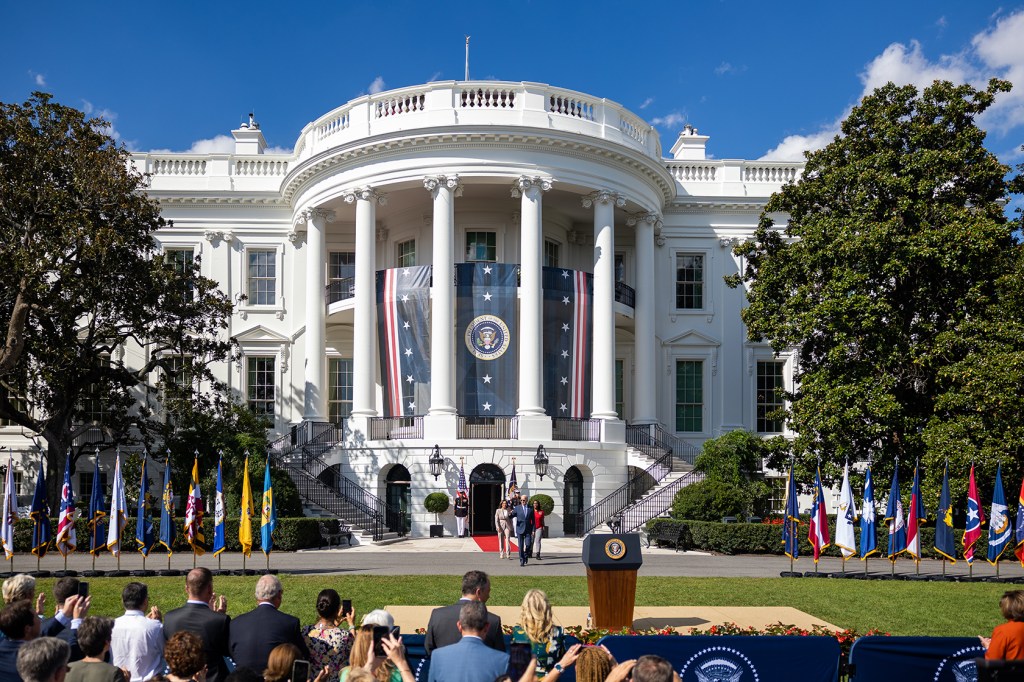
582, 534, 643, 629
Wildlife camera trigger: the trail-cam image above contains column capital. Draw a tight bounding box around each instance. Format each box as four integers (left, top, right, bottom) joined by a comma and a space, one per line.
511, 176, 553, 198
286, 230, 303, 244
423, 174, 464, 198
582, 190, 626, 209
294, 207, 335, 232
342, 187, 388, 206
626, 211, 662, 230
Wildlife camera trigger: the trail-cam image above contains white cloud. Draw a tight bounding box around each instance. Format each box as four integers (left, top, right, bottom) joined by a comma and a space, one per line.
639, 97, 654, 110
29, 71, 45, 86
427, 71, 443, 83
184, 135, 236, 154
80, 99, 137, 149
367, 76, 386, 95
714, 62, 745, 76
761, 9, 1024, 160
651, 112, 686, 129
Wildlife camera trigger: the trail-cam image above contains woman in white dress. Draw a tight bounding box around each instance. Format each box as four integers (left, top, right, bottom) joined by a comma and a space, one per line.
494, 499, 513, 558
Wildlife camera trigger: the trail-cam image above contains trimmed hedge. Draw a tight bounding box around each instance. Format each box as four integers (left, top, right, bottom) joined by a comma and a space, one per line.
647, 516, 985, 560
13, 516, 323, 554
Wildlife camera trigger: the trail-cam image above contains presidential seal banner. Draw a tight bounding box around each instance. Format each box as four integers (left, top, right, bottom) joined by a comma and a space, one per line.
456, 263, 518, 416
376, 265, 432, 416
543, 267, 593, 418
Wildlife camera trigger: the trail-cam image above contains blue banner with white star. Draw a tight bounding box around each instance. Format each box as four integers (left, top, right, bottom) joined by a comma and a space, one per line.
543, 267, 593, 418
456, 263, 518, 416
376, 266, 432, 417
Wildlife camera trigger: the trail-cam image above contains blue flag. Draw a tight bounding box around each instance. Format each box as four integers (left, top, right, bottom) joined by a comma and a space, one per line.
860, 466, 879, 559
213, 455, 226, 556
988, 463, 1013, 565
781, 461, 800, 560
158, 454, 176, 555
934, 463, 956, 562
261, 455, 276, 556
884, 467, 906, 559
135, 455, 155, 556
88, 457, 107, 555
29, 459, 51, 557
376, 266, 432, 416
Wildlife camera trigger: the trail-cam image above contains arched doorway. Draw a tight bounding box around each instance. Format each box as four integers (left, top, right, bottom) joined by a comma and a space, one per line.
469, 463, 506, 535
385, 464, 411, 534
563, 466, 584, 535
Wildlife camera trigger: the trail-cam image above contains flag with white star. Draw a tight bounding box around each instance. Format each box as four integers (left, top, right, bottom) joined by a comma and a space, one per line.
456, 262, 518, 416
376, 265, 432, 416
543, 267, 593, 418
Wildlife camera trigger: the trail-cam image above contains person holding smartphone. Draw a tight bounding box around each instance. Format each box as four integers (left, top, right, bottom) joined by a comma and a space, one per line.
302, 589, 355, 675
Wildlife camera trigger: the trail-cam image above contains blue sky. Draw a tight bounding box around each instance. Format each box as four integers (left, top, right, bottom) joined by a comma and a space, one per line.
2, 1, 1022, 167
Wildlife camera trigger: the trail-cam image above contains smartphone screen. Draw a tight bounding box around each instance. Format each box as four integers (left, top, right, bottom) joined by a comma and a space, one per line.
507, 642, 532, 680
77, 582, 89, 598
342, 599, 352, 616
372, 625, 390, 657
291, 660, 310, 682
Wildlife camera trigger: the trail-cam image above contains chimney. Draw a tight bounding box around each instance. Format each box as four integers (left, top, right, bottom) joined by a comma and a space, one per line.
670, 124, 710, 160
231, 112, 266, 155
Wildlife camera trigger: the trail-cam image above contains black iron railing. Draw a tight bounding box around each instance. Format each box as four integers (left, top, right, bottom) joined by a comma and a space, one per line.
368, 416, 424, 441
616, 469, 705, 533
615, 281, 636, 308
457, 416, 518, 439
326, 277, 356, 305
575, 447, 674, 537
552, 418, 601, 442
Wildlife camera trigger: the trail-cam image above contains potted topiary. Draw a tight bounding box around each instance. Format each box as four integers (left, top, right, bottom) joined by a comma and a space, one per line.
424, 492, 450, 538
529, 494, 555, 538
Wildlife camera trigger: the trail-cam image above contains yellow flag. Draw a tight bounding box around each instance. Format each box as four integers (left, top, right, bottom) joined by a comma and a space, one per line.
239, 455, 254, 557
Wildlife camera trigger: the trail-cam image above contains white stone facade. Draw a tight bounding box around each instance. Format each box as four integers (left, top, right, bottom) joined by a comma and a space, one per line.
2, 81, 807, 536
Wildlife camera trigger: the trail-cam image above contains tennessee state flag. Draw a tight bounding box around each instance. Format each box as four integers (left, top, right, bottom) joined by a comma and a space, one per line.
808, 466, 830, 563
964, 464, 985, 564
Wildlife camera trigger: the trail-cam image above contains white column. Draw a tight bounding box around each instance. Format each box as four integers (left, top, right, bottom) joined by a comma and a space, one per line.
583, 190, 625, 422
513, 176, 551, 418
344, 187, 386, 419
628, 212, 659, 426
424, 175, 461, 425
298, 208, 333, 421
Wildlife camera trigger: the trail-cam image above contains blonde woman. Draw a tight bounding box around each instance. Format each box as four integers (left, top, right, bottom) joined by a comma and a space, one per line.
494, 500, 513, 559
510, 589, 569, 678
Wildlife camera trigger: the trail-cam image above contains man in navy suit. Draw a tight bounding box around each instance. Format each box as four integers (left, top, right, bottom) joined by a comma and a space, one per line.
513, 495, 535, 566
228, 574, 309, 674
0, 600, 42, 682
163, 568, 230, 682
426, 601, 508, 682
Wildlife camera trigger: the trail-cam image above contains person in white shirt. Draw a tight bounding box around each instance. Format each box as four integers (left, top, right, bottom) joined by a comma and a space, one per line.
110, 583, 163, 682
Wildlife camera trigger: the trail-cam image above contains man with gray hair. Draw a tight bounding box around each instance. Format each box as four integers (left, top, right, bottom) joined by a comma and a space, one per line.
426, 601, 508, 682
16, 638, 70, 682
228, 575, 307, 674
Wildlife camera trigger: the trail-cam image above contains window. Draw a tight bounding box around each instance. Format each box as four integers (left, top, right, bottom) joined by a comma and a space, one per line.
769, 477, 787, 514
247, 249, 277, 306
465, 232, 496, 262
78, 471, 108, 504
81, 355, 111, 424
329, 252, 356, 281
615, 253, 625, 283
675, 360, 703, 432
163, 355, 193, 391
757, 361, 786, 433
328, 358, 354, 423
615, 359, 624, 420
0, 376, 28, 427
396, 240, 416, 268
164, 248, 195, 299
675, 253, 704, 309
543, 240, 560, 268
247, 356, 276, 418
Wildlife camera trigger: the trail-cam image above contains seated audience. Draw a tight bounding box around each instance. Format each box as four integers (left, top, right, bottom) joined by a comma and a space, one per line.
984, 590, 1024, 660
302, 590, 354, 675
229, 576, 308, 675
426, 602, 507, 682
111, 583, 164, 682
424, 572, 504, 655
262, 644, 300, 682
50, 579, 86, 663
0, 601, 44, 682
510, 589, 566, 677
162, 569, 228, 682
66, 617, 126, 682
340, 628, 412, 682
360, 612, 393, 629
16, 638, 71, 682
163, 632, 206, 682
574, 645, 615, 682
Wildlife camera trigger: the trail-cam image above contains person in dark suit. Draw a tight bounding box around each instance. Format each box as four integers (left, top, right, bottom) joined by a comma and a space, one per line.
423, 571, 504, 655
513, 495, 535, 566
49, 579, 85, 663
426, 602, 508, 682
162, 568, 230, 682
228, 575, 308, 675
0, 600, 43, 682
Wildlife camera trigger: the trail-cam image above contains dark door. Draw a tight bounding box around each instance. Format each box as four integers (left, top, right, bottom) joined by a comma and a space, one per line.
469, 463, 507, 536
385, 465, 411, 534
563, 466, 584, 535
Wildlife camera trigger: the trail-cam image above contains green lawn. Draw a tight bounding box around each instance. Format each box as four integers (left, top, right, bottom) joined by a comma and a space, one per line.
34, 575, 1007, 639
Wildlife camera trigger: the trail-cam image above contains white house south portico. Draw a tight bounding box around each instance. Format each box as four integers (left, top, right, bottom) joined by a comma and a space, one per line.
103, 80, 805, 539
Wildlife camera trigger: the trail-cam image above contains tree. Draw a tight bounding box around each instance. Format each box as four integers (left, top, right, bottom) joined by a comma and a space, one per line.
727, 79, 1017, 494
672, 430, 772, 521
0, 93, 234, 498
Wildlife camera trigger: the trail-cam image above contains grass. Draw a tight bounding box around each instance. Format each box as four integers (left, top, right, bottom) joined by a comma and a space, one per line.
34, 575, 1007, 639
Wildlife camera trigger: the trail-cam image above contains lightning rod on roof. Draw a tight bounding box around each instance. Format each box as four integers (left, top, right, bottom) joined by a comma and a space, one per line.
465, 35, 470, 81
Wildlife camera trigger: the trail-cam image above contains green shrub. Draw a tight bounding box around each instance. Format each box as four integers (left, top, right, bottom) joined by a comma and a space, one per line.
424, 493, 450, 514
671, 479, 748, 521
529, 494, 555, 514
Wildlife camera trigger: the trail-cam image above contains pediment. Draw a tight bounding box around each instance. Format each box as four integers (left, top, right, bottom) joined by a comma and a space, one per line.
662, 329, 720, 347
233, 324, 290, 344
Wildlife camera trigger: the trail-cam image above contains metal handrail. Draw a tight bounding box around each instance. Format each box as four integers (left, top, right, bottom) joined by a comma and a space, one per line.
649, 423, 701, 465
614, 281, 635, 308
552, 418, 601, 442
575, 446, 674, 537
617, 469, 705, 533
